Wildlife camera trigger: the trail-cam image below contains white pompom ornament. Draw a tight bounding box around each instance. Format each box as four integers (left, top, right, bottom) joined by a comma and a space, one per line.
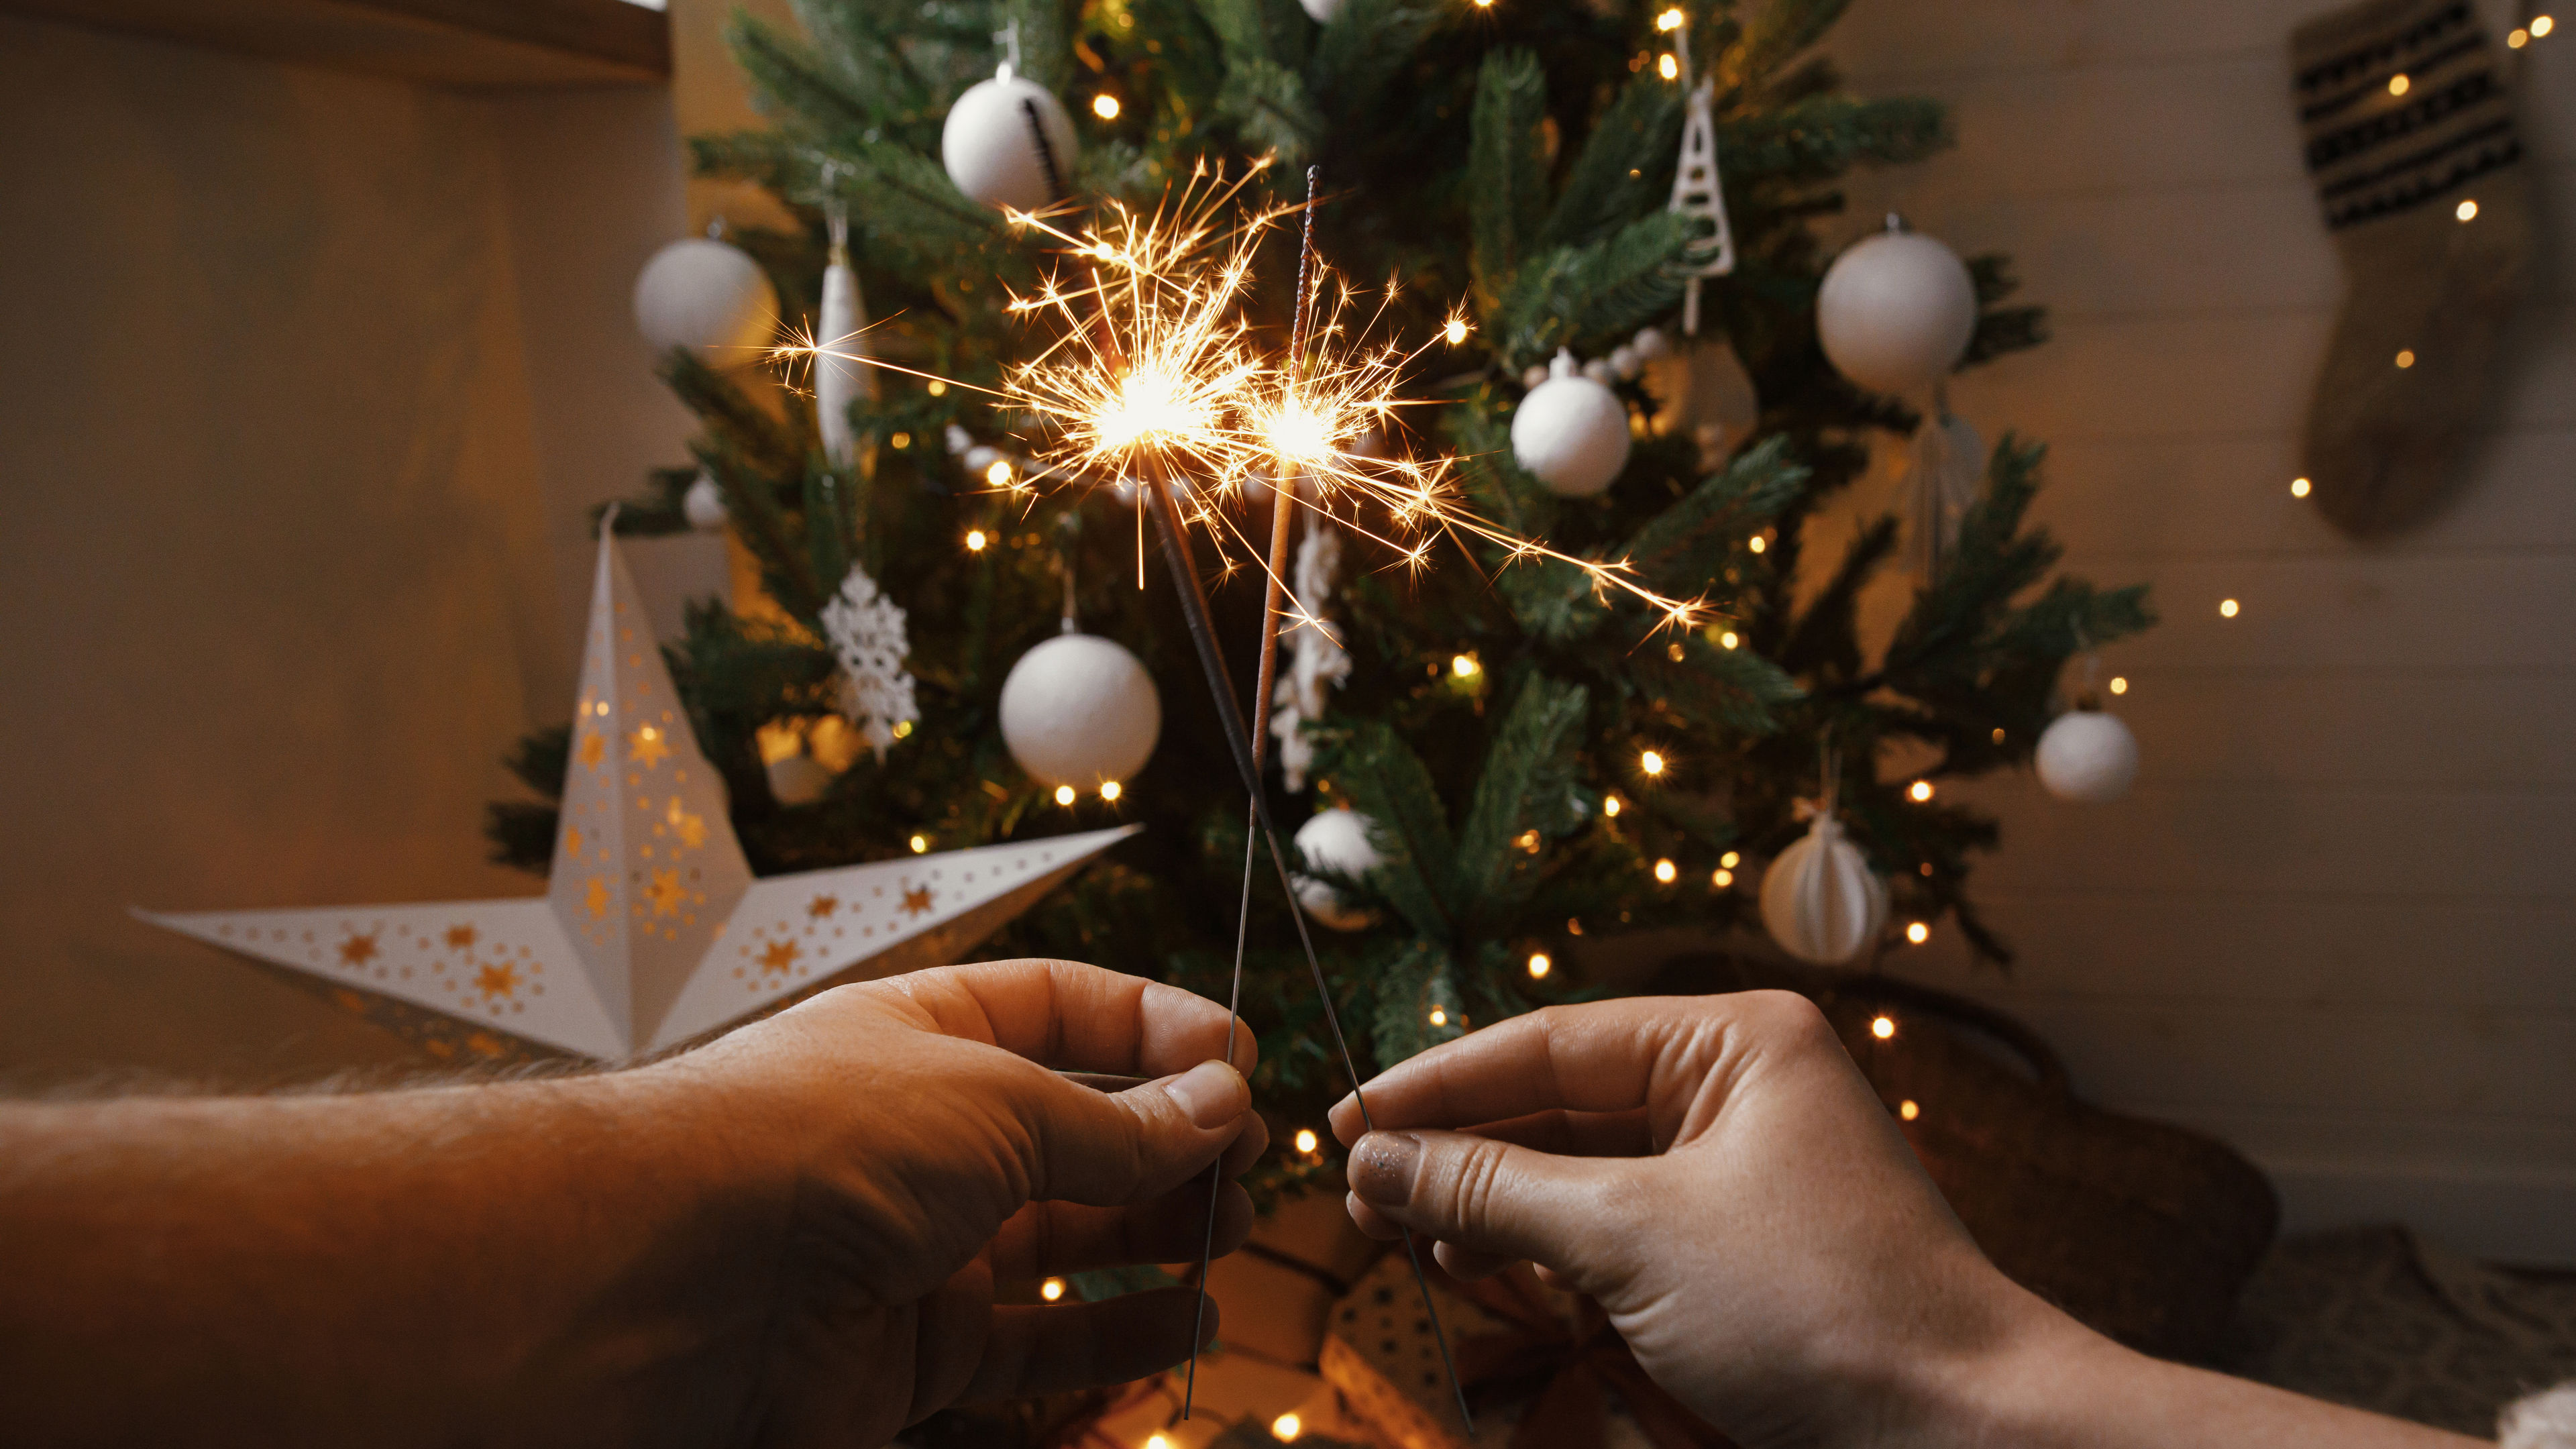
941, 62, 1078, 213
633, 235, 777, 366
682, 471, 727, 531
1760, 812, 1888, 965
2037, 704, 2139, 804
1292, 808, 1383, 932
998, 633, 1160, 790
1817, 217, 1978, 396
1511, 350, 1632, 498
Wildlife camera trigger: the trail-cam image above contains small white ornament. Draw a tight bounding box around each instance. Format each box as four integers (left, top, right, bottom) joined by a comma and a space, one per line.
941, 62, 1079, 213
1521, 364, 1550, 390
1817, 218, 1979, 396
1296, 0, 1346, 19
1511, 350, 1632, 498
1292, 807, 1382, 932
820, 566, 921, 761
1582, 358, 1617, 384
2036, 706, 2139, 804
765, 753, 834, 808
1760, 812, 1888, 965
1632, 325, 1671, 360
999, 633, 1161, 790
1609, 345, 1642, 380
1270, 523, 1352, 792
962, 445, 1004, 476
814, 241, 875, 468
1907, 405, 1986, 576
633, 235, 777, 366
682, 471, 727, 531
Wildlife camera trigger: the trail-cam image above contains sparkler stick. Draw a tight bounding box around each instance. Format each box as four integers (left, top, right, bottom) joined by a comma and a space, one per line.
1143, 470, 1470, 1435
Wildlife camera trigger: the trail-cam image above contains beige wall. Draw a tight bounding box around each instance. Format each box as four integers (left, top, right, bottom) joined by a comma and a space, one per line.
1817, 0, 2573, 1261
0, 14, 716, 1087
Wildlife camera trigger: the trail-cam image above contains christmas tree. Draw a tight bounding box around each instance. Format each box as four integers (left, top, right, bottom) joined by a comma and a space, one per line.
488, 0, 2151, 1208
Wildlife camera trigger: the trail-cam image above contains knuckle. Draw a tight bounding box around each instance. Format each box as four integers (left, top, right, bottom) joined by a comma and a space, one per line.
1733, 988, 1835, 1050
1444, 1136, 1514, 1232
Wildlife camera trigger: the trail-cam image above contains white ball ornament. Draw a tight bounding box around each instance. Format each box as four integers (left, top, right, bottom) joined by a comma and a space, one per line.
1631, 325, 1671, 361
1292, 808, 1383, 932
1296, 0, 1346, 19
941, 64, 1079, 213
1816, 217, 1979, 396
633, 236, 777, 366
998, 633, 1161, 790
1760, 812, 1889, 965
1521, 364, 1550, 390
2036, 705, 2139, 804
1609, 345, 1642, 380
1511, 350, 1632, 498
682, 471, 728, 532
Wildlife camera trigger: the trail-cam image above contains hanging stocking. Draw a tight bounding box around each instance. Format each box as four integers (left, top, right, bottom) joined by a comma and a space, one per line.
2291, 0, 2533, 537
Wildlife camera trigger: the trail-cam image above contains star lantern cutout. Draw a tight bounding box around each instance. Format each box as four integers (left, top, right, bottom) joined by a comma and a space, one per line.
139, 525, 1137, 1063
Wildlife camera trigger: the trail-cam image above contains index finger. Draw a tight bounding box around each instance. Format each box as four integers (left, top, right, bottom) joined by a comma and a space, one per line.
863, 958, 1258, 1079
1328, 997, 1740, 1146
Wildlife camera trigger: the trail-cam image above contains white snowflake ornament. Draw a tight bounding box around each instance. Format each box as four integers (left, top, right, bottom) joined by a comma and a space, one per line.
820, 564, 920, 759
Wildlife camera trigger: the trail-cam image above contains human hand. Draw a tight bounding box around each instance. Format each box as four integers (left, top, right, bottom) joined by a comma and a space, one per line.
1330, 991, 2031, 1448
657, 958, 1263, 1446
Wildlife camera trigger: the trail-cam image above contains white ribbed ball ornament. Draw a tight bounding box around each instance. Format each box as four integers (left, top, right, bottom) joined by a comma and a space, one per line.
633, 236, 777, 366
1511, 350, 1632, 498
1292, 807, 1383, 932
1816, 218, 1978, 396
998, 633, 1160, 790
1760, 812, 1888, 965
682, 471, 727, 532
941, 64, 1079, 213
2036, 705, 2139, 804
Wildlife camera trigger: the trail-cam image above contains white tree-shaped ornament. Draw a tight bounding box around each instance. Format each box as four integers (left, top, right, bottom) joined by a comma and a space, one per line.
1668, 19, 1737, 336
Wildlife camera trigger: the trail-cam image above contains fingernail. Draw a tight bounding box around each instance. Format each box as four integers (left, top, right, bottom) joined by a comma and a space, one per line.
1164, 1059, 1246, 1130
1348, 1131, 1421, 1205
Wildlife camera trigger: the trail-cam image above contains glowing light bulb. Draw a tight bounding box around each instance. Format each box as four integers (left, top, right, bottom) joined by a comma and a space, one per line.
926, 379, 947, 396
1294, 1128, 1319, 1154
2510, 25, 2530, 45
1654, 858, 1678, 883
1657, 7, 1684, 30
1748, 535, 1766, 553
965, 529, 988, 551
1909, 780, 1934, 802
1899, 1099, 1921, 1122
894, 720, 912, 739
891, 431, 912, 449
2388, 72, 2410, 95
986, 458, 1016, 487
2109, 676, 2129, 695
1428, 1008, 1448, 1026
1527, 951, 1551, 979
1273, 1413, 1304, 1442
1451, 653, 1480, 678
1092, 93, 1121, 119
1099, 780, 1122, 802
1603, 795, 1622, 817
1719, 631, 1740, 650
1990, 727, 2006, 743
2457, 199, 2479, 222
908, 834, 928, 854
1040, 1277, 1066, 1302
1658, 52, 1679, 79
1054, 784, 1077, 806
1641, 750, 1666, 776
1444, 317, 1468, 345
1711, 867, 1733, 888
2395, 349, 2416, 369
2291, 476, 2312, 497
2220, 598, 2240, 619
1871, 1014, 1896, 1040
2534, 15, 2556, 36
1148, 1436, 1173, 1449
1907, 921, 1931, 945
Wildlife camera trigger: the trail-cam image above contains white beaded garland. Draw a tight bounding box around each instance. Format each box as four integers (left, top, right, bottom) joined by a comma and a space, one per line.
682, 471, 727, 531
1511, 350, 1632, 498
633, 236, 777, 366
941, 64, 1079, 213
1816, 220, 1979, 396
1759, 812, 1888, 965
998, 633, 1161, 790
2036, 707, 2139, 804
1292, 808, 1383, 932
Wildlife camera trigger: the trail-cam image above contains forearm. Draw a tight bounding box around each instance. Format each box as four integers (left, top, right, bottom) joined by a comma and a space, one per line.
0, 1065, 777, 1448
1913, 1287, 2485, 1449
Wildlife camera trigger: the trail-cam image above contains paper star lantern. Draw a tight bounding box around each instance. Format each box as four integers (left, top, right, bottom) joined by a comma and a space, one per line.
139, 525, 1136, 1065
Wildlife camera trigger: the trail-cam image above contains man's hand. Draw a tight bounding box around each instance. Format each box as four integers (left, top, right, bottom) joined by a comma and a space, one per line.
660, 958, 1264, 1443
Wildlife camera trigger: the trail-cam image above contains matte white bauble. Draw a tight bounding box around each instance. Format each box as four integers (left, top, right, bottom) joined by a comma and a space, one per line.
1297, 0, 1346, 19
941, 65, 1079, 213
1292, 808, 1383, 932
2036, 706, 2139, 804
1511, 350, 1631, 498
1609, 345, 1641, 380
1521, 364, 1550, 390
682, 471, 727, 531
998, 633, 1161, 789
765, 753, 834, 808
1816, 222, 1978, 396
633, 237, 777, 366
1631, 325, 1671, 360
1760, 813, 1888, 965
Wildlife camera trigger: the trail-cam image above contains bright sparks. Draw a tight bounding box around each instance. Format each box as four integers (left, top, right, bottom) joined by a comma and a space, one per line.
1443, 316, 1468, 345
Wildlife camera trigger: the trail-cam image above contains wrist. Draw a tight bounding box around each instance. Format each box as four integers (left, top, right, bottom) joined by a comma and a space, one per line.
1894, 1278, 2134, 1449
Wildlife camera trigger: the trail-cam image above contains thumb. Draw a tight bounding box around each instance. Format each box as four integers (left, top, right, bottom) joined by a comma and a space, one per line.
1347, 1129, 1610, 1269
1020, 1059, 1252, 1205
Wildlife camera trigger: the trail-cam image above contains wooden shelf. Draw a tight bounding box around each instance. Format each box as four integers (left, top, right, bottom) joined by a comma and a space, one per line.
3, 0, 670, 89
